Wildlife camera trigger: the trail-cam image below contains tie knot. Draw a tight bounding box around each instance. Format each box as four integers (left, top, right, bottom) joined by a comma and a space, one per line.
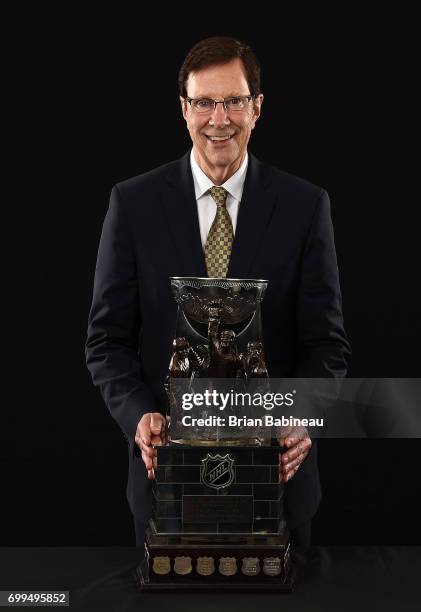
209, 186, 228, 207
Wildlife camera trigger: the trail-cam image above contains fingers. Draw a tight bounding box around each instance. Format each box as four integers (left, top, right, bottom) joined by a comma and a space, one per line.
277, 425, 308, 447
284, 452, 305, 473
146, 450, 158, 479
281, 437, 312, 463
141, 449, 153, 471
277, 425, 294, 446
135, 431, 154, 457
136, 435, 162, 457
136, 412, 164, 444
142, 450, 158, 466
280, 461, 301, 482
151, 434, 163, 447
136, 412, 166, 479
136, 413, 164, 446
278, 435, 312, 482
136, 417, 151, 449
279, 451, 307, 482
150, 413, 165, 435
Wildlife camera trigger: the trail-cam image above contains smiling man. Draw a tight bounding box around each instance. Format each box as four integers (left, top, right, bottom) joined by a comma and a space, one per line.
86, 36, 351, 549
181, 57, 262, 185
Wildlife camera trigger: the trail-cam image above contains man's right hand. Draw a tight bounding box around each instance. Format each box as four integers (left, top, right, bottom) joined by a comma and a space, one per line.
135, 413, 166, 480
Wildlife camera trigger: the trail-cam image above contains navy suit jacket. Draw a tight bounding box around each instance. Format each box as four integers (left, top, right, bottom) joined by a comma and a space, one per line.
85, 150, 351, 528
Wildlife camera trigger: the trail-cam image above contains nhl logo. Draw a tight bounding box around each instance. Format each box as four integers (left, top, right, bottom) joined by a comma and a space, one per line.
201, 453, 235, 490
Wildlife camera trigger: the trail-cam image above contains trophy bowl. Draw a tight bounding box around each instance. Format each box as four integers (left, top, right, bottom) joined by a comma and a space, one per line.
170, 277, 268, 325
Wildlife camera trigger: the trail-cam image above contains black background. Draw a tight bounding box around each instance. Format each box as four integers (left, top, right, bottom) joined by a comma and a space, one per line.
2, 19, 420, 546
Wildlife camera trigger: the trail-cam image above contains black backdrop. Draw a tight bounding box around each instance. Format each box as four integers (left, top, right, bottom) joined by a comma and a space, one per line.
2, 23, 420, 546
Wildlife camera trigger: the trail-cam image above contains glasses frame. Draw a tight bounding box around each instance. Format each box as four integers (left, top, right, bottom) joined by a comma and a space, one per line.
185, 95, 255, 114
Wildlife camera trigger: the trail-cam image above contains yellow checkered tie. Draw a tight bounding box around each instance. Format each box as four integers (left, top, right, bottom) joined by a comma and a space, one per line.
205, 186, 233, 278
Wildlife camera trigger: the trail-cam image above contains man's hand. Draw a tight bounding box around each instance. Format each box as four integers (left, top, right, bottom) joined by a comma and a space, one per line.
135, 413, 166, 480
278, 426, 312, 483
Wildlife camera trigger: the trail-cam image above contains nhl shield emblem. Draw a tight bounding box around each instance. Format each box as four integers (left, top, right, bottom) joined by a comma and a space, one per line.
201, 453, 235, 490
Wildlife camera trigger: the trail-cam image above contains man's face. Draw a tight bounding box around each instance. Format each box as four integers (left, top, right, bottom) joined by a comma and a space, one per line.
180, 58, 263, 174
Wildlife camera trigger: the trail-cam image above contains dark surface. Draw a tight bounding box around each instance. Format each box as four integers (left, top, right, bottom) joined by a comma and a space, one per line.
0, 547, 419, 610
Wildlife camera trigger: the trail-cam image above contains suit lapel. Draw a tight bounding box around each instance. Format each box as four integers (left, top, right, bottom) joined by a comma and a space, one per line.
162, 151, 207, 277
228, 153, 276, 278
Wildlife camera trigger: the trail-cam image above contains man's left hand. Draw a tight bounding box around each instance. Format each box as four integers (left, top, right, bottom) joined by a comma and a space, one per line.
278, 427, 312, 483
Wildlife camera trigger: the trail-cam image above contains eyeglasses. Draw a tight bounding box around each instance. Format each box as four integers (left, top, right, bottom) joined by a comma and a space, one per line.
185, 95, 254, 114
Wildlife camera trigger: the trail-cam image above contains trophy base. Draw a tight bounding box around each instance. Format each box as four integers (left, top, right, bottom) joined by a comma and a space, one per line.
135, 566, 295, 592
136, 527, 294, 592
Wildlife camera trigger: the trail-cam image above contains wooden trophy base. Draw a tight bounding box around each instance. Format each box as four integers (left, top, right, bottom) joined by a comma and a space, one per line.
135, 527, 294, 592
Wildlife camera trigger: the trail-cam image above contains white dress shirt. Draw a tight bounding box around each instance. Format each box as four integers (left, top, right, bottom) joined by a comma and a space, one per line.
190, 149, 249, 248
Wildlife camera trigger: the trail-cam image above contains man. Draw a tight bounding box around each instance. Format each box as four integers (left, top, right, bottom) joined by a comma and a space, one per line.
85, 36, 351, 548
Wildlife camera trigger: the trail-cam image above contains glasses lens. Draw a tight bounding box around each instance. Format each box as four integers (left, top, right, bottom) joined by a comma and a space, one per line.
226, 97, 247, 110
192, 99, 214, 113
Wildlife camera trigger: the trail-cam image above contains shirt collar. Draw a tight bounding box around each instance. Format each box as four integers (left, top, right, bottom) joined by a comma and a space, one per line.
190, 148, 248, 201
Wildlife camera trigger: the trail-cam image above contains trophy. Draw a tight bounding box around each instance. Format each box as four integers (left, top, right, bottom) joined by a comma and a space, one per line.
136, 278, 293, 591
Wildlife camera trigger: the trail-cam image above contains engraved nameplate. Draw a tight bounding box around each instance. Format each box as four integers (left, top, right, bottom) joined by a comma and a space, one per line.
182, 495, 253, 523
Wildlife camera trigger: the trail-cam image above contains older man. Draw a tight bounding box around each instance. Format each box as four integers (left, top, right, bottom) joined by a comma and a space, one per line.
86, 36, 351, 548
